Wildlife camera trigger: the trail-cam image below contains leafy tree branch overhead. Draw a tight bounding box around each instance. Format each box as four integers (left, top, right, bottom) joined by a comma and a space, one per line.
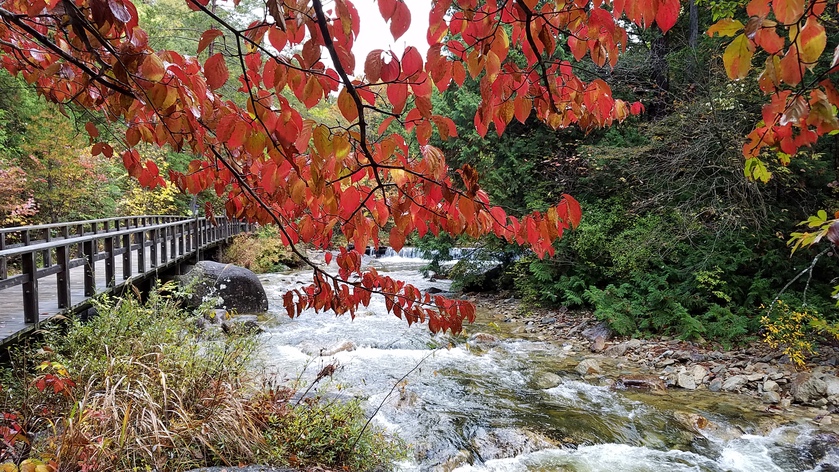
0, 0, 833, 332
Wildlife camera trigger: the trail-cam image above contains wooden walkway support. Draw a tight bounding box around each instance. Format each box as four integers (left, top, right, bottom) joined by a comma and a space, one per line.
0, 215, 250, 344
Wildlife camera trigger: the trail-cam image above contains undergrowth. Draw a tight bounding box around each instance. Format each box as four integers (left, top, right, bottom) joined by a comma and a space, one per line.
0, 283, 404, 471
224, 225, 302, 273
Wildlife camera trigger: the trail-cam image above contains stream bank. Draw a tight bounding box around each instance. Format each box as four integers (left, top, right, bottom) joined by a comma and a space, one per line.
464, 293, 839, 431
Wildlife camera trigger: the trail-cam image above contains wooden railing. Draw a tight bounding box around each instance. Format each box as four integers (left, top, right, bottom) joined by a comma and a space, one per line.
0, 216, 250, 324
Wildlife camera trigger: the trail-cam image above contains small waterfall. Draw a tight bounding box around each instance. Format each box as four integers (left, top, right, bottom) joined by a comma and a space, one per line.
381, 247, 428, 259
378, 246, 477, 260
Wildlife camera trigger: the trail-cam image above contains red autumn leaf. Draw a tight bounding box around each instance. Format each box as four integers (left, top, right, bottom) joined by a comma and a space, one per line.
655, 0, 679, 33
389, 1, 411, 40
197, 28, 223, 54
204, 53, 229, 90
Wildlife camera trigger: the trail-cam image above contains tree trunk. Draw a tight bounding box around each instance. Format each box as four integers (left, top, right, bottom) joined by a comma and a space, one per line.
648, 34, 670, 117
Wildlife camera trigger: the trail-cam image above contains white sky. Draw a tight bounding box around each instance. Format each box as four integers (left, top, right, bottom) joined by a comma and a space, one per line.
349, 0, 431, 65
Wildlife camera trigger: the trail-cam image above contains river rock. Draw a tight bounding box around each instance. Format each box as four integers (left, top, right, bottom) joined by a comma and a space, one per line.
582, 321, 612, 342
619, 374, 666, 391
469, 333, 500, 344
762, 391, 781, 404
221, 319, 262, 336
604, 343, 628, 357
708, 378, 723, 392
764, 379, 779, 392
691, 365, 709, 384
320, 340, 355, 356
575, 359, 602, 376
181, 261, 268, 313
677, 369, 697, 390
824, 375, 839, 405
533, 372, 562, 390
791, 373, 829, 405
722, 375, 748, 392
470, 427, 556, 461
590, 335, 607, 353
625, 339, 643, 350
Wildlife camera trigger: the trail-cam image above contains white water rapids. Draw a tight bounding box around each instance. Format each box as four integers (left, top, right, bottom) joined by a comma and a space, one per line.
256, 254, 839, 471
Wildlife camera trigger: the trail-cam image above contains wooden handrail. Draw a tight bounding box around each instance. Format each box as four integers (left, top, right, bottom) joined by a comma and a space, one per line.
0, 215, 188, 234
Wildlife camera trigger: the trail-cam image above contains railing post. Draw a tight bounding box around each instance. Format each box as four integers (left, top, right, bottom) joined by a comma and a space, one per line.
122, 233, 132, 281
105, 236, 115, 287
170, 225, 176, 259
56, 245, 71, 309
160, 226, 168, 265
22, 250, 38, 323
83, 239, 96, 297
42, 229, 52, 267
150, 227, 158, 268
179, 222, 186, 256
137, 230, 146, 274
0, 233, 6, 280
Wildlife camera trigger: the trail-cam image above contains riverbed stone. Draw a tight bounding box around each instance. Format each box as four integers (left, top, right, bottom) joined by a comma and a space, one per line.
791, 373, 828, 405
722, 375, 748, 392
762, 391, 781, 404
582, 321, 612, 342
320, 340, 355, 356
824, 375, 839, 405
575, 359, 602, 376
764, 379, 779, 392
747, 373, 765, 382
590, 335, 606, 353
181, 261, 268, 313
619, 374, 666, 391
604, 343, 628, 357
470, 427, 556, 461
533, 372, 562, 390
709, 378, 723, 392
691, 365, 709, 384
677, 369, 697, 390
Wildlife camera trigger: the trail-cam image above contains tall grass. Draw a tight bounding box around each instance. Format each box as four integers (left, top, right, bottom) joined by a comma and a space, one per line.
0, 283, 404, 472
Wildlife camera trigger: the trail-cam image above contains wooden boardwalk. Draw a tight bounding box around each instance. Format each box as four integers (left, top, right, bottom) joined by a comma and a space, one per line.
0, 216, 250, 345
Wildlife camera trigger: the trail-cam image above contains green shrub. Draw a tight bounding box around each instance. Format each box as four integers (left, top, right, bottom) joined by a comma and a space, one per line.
224, 225, 302, 273
257, 393, 406, 471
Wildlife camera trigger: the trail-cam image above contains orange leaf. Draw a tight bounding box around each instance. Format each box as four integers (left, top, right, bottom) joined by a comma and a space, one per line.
204, 53, 229, 90
337, 88, 358, 121
772, 0, 804, 24
140, 53, 165, 82
562, 193, 582, 228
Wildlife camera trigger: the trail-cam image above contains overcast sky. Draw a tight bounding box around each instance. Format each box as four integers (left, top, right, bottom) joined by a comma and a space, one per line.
349, 0, 431, 64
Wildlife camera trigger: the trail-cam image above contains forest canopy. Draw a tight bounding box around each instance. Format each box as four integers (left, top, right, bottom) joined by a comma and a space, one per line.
0, 0, 837, 335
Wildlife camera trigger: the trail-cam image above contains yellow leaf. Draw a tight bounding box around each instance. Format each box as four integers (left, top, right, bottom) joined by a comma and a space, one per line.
798, 16, 826, 65
723, 34, 754, 80
707, 18, 744, 37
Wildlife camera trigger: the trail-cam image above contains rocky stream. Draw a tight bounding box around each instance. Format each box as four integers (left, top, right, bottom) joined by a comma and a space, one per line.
247, 252, 839, 471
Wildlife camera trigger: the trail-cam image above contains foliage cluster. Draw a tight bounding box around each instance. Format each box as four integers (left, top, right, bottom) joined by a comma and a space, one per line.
758, 300, 839, 367
431, 4, 839, 351
223, 225, 303, 273
0, 284, 402, 471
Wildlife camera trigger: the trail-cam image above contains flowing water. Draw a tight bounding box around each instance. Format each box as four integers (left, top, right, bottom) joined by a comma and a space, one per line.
257, 254, 839, 471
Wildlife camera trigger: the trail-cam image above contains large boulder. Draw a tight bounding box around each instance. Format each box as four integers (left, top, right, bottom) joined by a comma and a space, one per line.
181, 261, 268, 314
